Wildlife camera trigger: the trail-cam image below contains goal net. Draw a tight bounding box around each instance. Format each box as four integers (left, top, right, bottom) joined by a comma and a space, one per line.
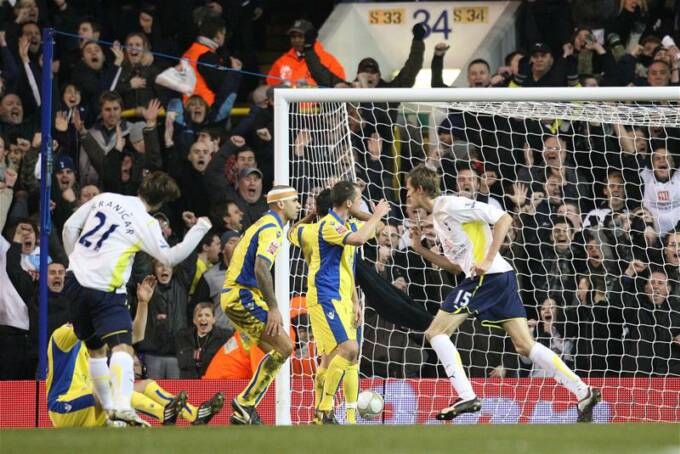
276, 87, 680, 425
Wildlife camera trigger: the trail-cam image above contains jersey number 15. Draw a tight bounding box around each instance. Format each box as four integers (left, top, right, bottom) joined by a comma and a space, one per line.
79, 211, 118, 251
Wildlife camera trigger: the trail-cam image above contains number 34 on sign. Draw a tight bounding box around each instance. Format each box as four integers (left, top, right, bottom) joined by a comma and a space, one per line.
368, 7, 488, 39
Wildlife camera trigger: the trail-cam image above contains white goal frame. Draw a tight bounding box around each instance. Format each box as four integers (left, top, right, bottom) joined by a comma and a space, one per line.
272, 86, 680, 425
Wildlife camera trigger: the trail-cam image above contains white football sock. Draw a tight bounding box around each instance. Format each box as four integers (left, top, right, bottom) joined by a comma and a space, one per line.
529, 342, 588, 401
109, 351, 135, 411
430, 334, 476, 401
89, 357, 114, 411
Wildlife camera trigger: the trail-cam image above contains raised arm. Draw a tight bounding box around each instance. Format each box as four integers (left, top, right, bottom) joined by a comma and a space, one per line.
131, 275, 157, 344
409, 225, 461, 275
140, 216, 212, 267
430, 43, 449, 88
388, 24, 426, 88
0, 169, 17, 233
287, 211, 316, 245
303, 27, 347, 88
344, 199, 390, 246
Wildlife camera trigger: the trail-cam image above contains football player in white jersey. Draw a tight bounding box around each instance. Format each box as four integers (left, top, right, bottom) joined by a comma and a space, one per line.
405, 164, 601, 422
62, 171, 212, 426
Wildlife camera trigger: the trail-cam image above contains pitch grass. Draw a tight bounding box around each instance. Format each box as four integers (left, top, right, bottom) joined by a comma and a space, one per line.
1, 423, 678, 454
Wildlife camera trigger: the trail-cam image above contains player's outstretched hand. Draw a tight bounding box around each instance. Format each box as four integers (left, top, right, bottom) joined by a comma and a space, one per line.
196, 216, 212, 229
373, 199, 391, 218
265, 307, 283, 337
137, 275, 157, 303
182, 211, 197, 227
471, 258, 493, 278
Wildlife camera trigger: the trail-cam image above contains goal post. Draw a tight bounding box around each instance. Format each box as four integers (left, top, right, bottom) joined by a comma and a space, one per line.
274, 86, 680, 425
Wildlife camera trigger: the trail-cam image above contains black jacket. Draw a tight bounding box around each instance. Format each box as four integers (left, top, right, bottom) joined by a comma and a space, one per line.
135, 269, 191, 357
175, 326, 230, 378
513, 55, 578, 87
621, 283, 680, 376
165, 144, 212, 220
305, 36, 424, 89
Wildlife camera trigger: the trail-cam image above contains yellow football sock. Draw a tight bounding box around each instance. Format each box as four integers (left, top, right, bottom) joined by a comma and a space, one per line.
318, 355, 353, 412
143, 380, 197, 422
314, 367, 327, 409
181, 403, 198, 422
237, 350, 286, 407
343, 362, 359, 424
132, 392, 164, 422
143, 381, 173, 404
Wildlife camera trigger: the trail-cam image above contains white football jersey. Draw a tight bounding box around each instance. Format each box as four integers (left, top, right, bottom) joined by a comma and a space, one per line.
432, 195, 513, 278
63, 193, 210, 293
641, 168, 680, 235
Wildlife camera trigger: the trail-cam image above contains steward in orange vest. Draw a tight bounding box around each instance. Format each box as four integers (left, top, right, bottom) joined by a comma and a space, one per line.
182, 16, 229, 106
266, 19, 345, 87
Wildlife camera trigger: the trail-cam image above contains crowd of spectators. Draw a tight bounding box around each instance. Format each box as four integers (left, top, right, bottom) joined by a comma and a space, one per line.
0, 0, 678, 384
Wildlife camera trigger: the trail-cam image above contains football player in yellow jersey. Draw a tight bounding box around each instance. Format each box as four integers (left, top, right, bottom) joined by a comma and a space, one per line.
221, 185, 301, 425
289, 186, 382, 424
294, 182, 389, 424
47, 276, 224, 428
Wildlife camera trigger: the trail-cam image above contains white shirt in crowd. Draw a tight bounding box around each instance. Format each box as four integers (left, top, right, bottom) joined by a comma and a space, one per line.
641, 168, 680, 235
0, 237, 29, 330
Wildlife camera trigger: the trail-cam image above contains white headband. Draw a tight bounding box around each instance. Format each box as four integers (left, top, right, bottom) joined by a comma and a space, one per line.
267, 187, 298, 203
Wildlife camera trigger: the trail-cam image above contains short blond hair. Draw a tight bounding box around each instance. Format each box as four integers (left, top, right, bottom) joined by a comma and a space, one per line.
407, 164, 441, 198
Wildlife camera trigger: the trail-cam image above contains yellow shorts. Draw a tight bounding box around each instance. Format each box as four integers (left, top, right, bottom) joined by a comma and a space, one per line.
309, 299, 357, 355
221, 286, 268, 346
48, 392, 106, 428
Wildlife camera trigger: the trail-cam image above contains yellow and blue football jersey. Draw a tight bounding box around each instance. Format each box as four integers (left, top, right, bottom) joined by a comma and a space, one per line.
46, 325, 106, 428
221, 210, 286, 345
224, 210, 285, 290
305, 210, 363, 306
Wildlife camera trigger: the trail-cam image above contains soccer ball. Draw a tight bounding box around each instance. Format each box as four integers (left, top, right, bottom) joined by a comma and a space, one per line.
357, 390, 384, 420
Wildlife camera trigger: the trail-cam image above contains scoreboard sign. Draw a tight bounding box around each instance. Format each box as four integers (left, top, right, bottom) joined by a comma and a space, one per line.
318, 1, 521, 88
453, 6, 489, 23
368, 8, 405, 25
369, 5, 491, 39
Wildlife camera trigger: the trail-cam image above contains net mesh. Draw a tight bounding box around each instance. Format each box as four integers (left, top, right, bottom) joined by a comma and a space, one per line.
286, 96, 680, 424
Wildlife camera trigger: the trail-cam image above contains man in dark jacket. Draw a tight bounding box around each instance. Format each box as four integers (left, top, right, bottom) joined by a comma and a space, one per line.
26, 261, 71, 371
303, 22, 425, 89
134, 258, 191, 379
622, 269, 680, 376
166, 139, 213, 221
304, 22, 426, 203
232, 167, 267, 230
191, 231, 240, 330
512, 42, 578, 87
80, 92, 162, 191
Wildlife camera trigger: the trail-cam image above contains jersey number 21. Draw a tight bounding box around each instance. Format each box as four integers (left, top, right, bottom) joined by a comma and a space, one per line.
79, 211, 118, 251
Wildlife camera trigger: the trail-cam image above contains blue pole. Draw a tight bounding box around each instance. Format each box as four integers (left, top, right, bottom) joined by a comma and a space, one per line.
37, 27, 54, 380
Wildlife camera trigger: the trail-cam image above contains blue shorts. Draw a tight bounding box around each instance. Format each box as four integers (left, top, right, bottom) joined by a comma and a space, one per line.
441, 271, 526, 329
64, 273, 132, 349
